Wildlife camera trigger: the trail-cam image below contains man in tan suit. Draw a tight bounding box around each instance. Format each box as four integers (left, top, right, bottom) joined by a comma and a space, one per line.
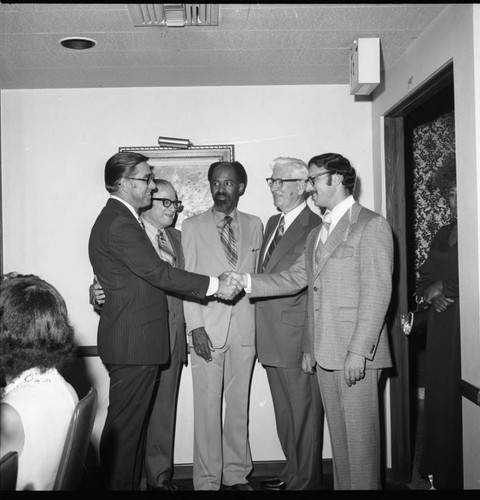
182, 161, 263, 491
230, 153, 394, 490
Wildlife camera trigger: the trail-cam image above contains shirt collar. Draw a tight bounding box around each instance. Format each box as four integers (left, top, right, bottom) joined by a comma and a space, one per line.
282, 202, 306, 231
110, 195, 143, 224
327, 195, 355, 231
141, 217, 165, 240
212, 207, 238, 225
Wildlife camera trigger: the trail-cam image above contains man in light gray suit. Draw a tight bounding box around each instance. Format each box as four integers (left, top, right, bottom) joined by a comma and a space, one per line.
182, 161, 263, 491
255, 157, 323, 491
229, 153, 394, 490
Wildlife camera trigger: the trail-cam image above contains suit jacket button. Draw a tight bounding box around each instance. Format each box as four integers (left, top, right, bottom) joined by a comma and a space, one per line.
313, 286, 318, 291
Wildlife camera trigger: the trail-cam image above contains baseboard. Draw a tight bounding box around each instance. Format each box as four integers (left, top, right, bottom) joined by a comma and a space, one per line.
174, 459, 333, 480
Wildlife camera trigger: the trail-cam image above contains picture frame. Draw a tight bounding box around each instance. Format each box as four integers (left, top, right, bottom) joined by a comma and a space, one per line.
119, 145, 234, 228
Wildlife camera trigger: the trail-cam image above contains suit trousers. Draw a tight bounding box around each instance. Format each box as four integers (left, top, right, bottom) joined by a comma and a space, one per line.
144, 342, 184, 486
265, 365, 324, 490
190, 334, 256, 490
316, 367, 382, 490
100, 363, 159, 490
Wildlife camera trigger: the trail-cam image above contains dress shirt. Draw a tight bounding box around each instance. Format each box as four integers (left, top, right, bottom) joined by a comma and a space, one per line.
314, 195, 355, 250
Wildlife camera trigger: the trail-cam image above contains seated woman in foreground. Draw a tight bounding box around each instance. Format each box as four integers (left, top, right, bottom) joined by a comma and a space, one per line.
0, 273, 78, 490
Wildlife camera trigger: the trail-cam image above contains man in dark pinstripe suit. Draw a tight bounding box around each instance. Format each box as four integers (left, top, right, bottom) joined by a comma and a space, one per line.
90, 179, 187, 492
88, 152, 240, 490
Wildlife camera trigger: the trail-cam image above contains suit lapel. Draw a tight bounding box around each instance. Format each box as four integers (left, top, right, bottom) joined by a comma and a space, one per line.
314, 202, 361, 278
236, 211, 255, 269
258, 214, 281, 272
165, 227, 184, 269
203, 208, 228, 265
265, 207, 310, 272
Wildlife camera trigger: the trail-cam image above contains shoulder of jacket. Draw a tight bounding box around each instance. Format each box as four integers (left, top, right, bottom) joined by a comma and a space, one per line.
238, 211, 262, 224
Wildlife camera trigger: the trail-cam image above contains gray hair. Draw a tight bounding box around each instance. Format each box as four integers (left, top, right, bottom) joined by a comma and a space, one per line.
270, 157, 308, 179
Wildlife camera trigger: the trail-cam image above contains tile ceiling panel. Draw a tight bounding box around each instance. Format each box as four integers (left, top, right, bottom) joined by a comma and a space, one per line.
0, 3, 451, 89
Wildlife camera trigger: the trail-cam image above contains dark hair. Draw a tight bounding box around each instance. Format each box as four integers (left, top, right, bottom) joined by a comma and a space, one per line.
434, 155, 456, 197
0, 273, 76, 379
104, 151, 150, 193
308, 153, 356, 195
207, 161, 248, 188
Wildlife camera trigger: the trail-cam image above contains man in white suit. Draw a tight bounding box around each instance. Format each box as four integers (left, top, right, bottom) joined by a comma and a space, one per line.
182, 160, 263, 491
230, 153, 394, 490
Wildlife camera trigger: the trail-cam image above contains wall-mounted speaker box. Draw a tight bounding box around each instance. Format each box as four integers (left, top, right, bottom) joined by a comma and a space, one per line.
349, 38, 380, 96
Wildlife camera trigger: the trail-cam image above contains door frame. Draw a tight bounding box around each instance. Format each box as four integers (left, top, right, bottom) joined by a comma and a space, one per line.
384, 62, 454, 483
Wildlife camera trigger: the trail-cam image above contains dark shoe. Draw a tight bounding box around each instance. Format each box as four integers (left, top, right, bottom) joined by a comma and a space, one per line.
147, 479, 178, 492
260, 477, 286, 491
228, 483, 255, 491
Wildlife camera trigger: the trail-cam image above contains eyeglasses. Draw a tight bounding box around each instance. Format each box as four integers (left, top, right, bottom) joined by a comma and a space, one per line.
125, 175, 155, 185
307, 171, 330, 186
152, 198, 183, 210
265, 178, 305, 188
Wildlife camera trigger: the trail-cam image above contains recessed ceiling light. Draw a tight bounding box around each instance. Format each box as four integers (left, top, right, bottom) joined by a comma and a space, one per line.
60, 37, 96, 50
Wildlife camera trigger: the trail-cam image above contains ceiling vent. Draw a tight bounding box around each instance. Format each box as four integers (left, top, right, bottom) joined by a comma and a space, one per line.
128, 4, 219, 28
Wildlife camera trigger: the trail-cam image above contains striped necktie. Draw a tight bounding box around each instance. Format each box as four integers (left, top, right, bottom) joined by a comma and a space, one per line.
262, 215, 285, 271
219, 215, 237, 269
156, 229, 176, 267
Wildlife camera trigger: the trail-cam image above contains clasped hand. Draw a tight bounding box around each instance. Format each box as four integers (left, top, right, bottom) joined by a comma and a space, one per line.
215, 271, 246, 301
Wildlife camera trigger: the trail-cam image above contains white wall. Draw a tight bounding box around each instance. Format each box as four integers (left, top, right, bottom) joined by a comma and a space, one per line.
372, 4, 480, 489
1, 84, 374, 464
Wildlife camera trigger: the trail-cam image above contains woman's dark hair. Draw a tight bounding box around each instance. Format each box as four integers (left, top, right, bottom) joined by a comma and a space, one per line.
0, 273, 76, 379
104, 151, 150, 193
434, 155, 456, 197
308, 153, 356, 195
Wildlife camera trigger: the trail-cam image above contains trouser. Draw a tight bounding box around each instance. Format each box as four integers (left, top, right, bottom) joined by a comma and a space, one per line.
100, 363, 158, 490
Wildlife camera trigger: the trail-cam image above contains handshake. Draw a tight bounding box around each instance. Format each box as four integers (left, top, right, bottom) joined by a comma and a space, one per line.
89, 271, 249, 308
216, 271, 247, 301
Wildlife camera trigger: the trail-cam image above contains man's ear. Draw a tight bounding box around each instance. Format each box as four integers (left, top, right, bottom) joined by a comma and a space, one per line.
238, 183, 246, 196
332, 173, 343, 188
298, 181, 307, 196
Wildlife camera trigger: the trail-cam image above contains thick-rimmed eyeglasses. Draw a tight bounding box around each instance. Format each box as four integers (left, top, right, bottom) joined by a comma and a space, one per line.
152, 198, 183, 210
125, 175, 155, 184
265, 178, 305, 188
307, 171, 330, 186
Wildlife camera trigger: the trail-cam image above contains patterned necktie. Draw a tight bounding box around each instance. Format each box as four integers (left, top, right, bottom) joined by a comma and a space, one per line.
262, 215, 285, 271
156, 229, 176, 267
219, 215, 237, 269
315, 211, 331, 269
320, 211, 332, 243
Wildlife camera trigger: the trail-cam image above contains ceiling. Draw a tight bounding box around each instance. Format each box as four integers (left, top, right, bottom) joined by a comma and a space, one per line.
0, 3, 450, 90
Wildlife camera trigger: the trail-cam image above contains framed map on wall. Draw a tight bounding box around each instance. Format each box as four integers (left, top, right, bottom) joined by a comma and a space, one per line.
119, 145, 234, 228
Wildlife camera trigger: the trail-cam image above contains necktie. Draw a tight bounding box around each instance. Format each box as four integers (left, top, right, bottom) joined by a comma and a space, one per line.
315, 211, 331, 269
219, 216, 237, 269
138, 217, 145, 230
262, 215, 285, 271
320, 211, 332, 244
156, 229, 176, 267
